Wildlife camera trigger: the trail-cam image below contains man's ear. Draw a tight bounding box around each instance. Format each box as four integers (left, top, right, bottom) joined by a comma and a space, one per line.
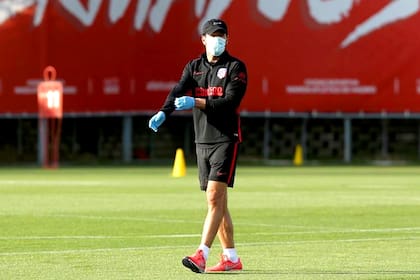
201, 35, 207, 46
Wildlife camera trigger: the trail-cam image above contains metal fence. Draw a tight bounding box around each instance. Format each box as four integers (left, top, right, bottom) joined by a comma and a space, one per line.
1, 112, 420, 165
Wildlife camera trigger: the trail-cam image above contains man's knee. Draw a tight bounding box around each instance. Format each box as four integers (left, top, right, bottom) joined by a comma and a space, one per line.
206, 181, 227, 207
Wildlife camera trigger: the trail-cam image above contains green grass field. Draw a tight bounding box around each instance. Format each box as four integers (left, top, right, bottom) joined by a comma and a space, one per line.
0, 166, 419, 280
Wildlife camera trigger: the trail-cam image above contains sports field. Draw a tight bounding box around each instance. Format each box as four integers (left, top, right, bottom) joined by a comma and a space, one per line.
0, 166, 419, 279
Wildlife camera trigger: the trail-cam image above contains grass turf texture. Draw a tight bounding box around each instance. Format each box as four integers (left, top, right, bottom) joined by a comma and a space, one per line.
0, 166, 419, 280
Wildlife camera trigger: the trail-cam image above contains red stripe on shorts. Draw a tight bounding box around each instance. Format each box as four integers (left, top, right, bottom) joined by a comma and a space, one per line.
227, 142, 239, 185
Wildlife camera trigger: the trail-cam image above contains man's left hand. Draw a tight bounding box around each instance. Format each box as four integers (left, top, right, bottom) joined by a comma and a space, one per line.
175, 96, 195, 110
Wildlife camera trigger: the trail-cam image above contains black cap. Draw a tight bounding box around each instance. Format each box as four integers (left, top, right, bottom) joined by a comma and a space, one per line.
201, 19, 228, 35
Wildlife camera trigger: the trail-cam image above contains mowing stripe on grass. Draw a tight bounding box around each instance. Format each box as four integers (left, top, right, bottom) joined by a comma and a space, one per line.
30, 213, 288, 228
36, 214, 420, 233
1, 236, 419, 257
39, 214, 330, 229
0, 234, 201, 240
43, 214, 204, 224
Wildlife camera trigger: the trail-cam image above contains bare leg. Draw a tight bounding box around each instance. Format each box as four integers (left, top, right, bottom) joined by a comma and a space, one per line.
200, 180, 227, 248
205, 187, 242, 271
217, 190, 235, 249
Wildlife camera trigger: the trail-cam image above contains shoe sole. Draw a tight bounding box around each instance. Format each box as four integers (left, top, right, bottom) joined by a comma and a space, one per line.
206, 268, 242, 273
182, 257, 204, 273
206, 264, 243, 272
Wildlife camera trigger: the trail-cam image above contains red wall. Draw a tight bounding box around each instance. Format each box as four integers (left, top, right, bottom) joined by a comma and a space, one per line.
1, 0, 420, 114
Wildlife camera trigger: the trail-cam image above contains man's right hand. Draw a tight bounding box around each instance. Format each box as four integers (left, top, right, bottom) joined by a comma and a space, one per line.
148, 111, 166, 132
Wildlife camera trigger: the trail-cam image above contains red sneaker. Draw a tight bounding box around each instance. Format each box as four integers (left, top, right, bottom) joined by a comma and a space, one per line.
182, 250, 206, 273
206, 254, 243, 272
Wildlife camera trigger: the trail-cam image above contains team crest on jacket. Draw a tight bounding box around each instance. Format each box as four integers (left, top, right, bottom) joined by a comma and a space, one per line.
217, 68, 227, 79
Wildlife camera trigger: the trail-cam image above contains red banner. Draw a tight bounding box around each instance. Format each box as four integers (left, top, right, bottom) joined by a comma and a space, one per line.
1, 0, 420, 114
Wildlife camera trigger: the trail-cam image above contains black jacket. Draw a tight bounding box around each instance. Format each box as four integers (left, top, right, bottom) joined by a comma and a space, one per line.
160, 51, 247, 144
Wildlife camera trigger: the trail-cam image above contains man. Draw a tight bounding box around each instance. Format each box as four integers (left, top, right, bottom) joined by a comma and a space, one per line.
148, 18, 247, 273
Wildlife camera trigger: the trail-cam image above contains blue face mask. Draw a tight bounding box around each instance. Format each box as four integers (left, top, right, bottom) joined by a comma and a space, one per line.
205, 35, 226, 56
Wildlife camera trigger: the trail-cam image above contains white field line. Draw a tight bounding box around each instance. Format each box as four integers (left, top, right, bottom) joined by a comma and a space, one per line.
0, 180, 104, 186
1, 226, 420, 241
3, 214, 420, 235
252, 227, 420, 235
6, 214, 420, 233
42, 214, 420, 232
0, 236, 419, 257
238, 236, 420, 247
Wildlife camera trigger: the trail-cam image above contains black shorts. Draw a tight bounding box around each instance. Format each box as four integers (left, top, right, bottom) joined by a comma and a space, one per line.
196, 142, 240, 191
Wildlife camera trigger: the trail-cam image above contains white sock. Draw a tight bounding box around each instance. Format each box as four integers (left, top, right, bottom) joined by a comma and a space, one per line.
198, 244, 210, 260
223, 248, 238, 262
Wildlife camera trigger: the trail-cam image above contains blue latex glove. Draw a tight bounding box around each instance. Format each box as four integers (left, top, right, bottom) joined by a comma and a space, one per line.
148, 111, 166, 132
175, 96, 195, 111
